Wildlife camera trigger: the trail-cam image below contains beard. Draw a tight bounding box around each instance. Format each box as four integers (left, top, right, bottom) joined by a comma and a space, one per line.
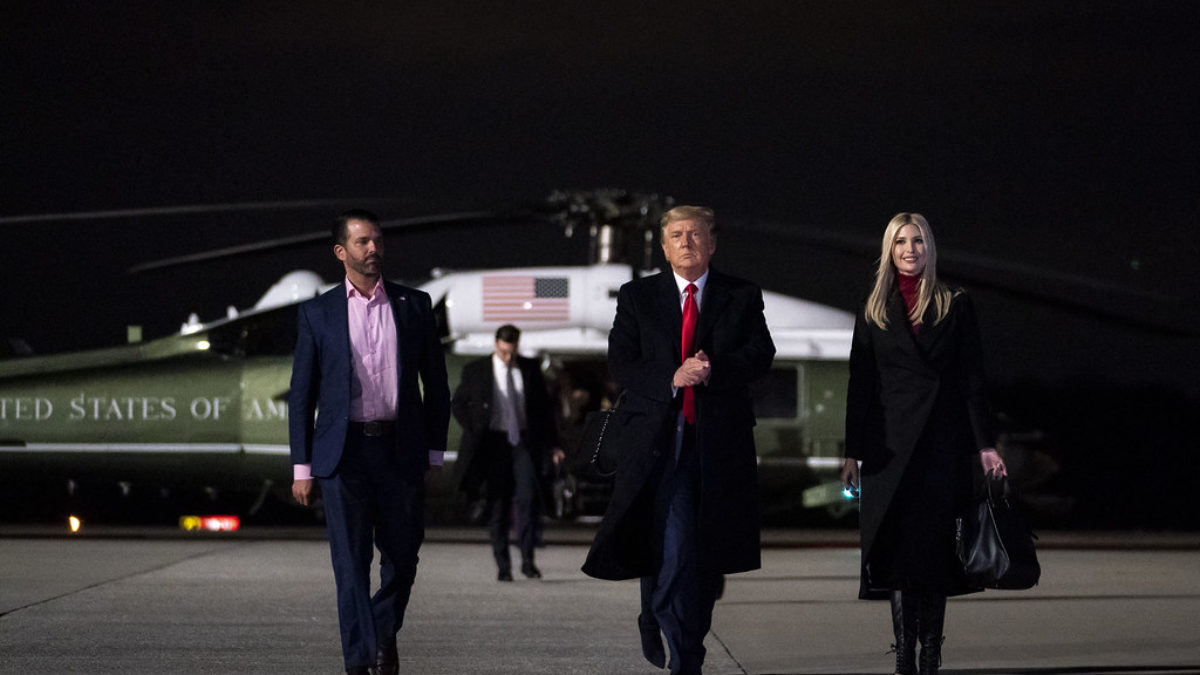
345, 254, 382, 278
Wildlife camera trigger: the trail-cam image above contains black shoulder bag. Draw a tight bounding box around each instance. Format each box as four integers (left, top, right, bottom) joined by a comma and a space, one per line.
576, 391, 629, 479
956, 477, 1041, 590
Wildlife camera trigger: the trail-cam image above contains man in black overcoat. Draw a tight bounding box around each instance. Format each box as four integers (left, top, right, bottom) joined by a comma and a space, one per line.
582, 205, 775, 674
453, 324, 563, 580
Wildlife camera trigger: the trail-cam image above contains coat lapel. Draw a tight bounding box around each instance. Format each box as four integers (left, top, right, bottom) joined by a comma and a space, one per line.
327, 286, 353, 395
886, 289, 924, 363
383, 282, 410, 393
694, 269, 731, 348
330, 285, 351, 356
518, 357, 536, 417
914, 295, 950, 356
385, 281, 410, 333
656, 273, 684, 361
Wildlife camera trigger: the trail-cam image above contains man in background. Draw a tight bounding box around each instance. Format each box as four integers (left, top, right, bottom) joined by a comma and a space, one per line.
454, 324, 564, 581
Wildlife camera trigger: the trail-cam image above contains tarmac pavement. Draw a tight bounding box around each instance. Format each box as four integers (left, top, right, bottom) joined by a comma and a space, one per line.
1, 527, 1198, 674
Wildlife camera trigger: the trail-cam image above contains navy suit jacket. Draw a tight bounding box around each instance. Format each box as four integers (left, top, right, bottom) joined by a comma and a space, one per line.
288, 279, 451, 478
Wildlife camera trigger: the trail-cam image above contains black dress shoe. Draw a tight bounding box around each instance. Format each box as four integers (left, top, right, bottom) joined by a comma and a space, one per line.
521, 563, 542, 579
376, 639, 398, 675
638, 613, 666, 668
345, 667, 375, 675
498, 570, 514, 581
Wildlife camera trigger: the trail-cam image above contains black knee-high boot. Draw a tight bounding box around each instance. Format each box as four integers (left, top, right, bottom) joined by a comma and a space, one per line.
889, 590, 918, 675
918, 592, 946, 674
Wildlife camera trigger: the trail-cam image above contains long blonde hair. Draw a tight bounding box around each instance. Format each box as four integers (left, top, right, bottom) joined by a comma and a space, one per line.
864, 212, 955, 329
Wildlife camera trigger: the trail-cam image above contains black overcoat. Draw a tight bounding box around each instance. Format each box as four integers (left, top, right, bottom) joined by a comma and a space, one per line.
844, 286, 995, 599
452, 355, 559, 498
582, 268, 776, 580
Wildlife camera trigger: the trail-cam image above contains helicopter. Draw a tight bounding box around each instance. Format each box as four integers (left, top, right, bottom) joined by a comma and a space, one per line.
0, 189, 866, 525
3, 189, 1192, 527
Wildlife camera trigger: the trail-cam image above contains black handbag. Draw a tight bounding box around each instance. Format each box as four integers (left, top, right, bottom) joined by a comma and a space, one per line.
576, 392, 629, 479
955, 477, 1041, 590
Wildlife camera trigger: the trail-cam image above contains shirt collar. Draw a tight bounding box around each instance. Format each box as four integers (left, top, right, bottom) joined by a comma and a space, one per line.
492, 353, 515, 373
344, 276, 387, 303
672, 268, 709, 300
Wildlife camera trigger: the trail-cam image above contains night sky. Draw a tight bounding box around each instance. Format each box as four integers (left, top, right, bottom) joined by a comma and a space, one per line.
4, 3, 1199, 522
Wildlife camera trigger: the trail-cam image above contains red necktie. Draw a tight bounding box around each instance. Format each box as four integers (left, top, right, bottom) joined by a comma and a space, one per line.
681, 283, 698, 424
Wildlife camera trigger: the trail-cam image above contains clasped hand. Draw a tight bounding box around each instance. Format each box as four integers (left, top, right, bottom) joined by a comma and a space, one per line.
673, 350, 711, 388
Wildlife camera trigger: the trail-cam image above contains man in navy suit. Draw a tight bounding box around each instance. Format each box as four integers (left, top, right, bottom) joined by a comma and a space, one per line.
289, 209, 450, 675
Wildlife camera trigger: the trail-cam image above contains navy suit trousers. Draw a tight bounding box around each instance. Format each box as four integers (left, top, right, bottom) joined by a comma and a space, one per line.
642, 416, 722, 674
319, 432, 425, 669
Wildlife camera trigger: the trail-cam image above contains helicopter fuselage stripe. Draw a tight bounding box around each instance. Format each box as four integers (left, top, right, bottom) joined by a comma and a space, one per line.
757, 456, 844, 469
4, 443, 290, 455
5, 446, 836, 466
4, 444, 463, 462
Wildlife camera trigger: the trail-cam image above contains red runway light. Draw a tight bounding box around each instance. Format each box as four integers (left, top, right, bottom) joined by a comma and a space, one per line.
179, 515, 240, 531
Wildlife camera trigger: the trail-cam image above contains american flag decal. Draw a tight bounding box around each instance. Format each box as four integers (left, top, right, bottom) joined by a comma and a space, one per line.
482, 276, 570, 322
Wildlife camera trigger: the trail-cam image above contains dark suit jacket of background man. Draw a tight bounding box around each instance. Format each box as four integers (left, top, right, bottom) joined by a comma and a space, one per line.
288, 279, 450, 479
453, 354, 559, 499
582, 266, 775, 580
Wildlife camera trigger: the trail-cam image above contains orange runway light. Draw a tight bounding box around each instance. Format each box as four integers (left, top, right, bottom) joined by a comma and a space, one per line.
179, 515, 240, 531
68, 515, 82, 533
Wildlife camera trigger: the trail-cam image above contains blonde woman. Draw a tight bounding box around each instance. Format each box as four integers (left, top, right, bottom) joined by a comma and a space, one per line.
841, 213, 1006, 675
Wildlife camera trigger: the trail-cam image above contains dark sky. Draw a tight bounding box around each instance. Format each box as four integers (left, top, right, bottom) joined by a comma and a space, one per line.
3, 2, 1198, 399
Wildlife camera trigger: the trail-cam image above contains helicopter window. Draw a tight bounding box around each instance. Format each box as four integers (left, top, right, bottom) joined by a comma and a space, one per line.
239, 306, 299, 356
750, 367, 799, 419
205, 305, 299, 357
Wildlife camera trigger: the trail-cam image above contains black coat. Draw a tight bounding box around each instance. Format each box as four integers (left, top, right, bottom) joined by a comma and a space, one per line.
845, 286, 995, 599
582, 268, 776, 580
452, 355, 559, 498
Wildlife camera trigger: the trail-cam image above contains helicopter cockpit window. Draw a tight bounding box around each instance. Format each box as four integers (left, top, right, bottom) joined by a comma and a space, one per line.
204, 305, 299, 357
750, 367, 798, 419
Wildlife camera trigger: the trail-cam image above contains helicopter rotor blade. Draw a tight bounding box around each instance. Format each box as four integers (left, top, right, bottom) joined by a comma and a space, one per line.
737, 220, 1199, 336
0, 198, 414, 225
125, 188, 672, 275
127, 210, 516, 274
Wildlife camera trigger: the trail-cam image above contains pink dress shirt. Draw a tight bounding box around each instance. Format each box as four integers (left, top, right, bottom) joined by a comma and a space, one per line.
346, 277, 399, 423
294, 277, 441, 481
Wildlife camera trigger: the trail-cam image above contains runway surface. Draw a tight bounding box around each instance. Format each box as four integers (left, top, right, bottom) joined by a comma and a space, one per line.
1, 528, 1198, 674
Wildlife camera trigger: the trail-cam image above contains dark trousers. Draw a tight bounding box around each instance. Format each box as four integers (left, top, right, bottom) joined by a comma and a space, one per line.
485, 432, 540, 573
319, 432, 425, 669
642, 417, 722, 674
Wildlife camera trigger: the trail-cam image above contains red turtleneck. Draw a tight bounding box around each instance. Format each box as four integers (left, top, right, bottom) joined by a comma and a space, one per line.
898, 273, 921, 333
